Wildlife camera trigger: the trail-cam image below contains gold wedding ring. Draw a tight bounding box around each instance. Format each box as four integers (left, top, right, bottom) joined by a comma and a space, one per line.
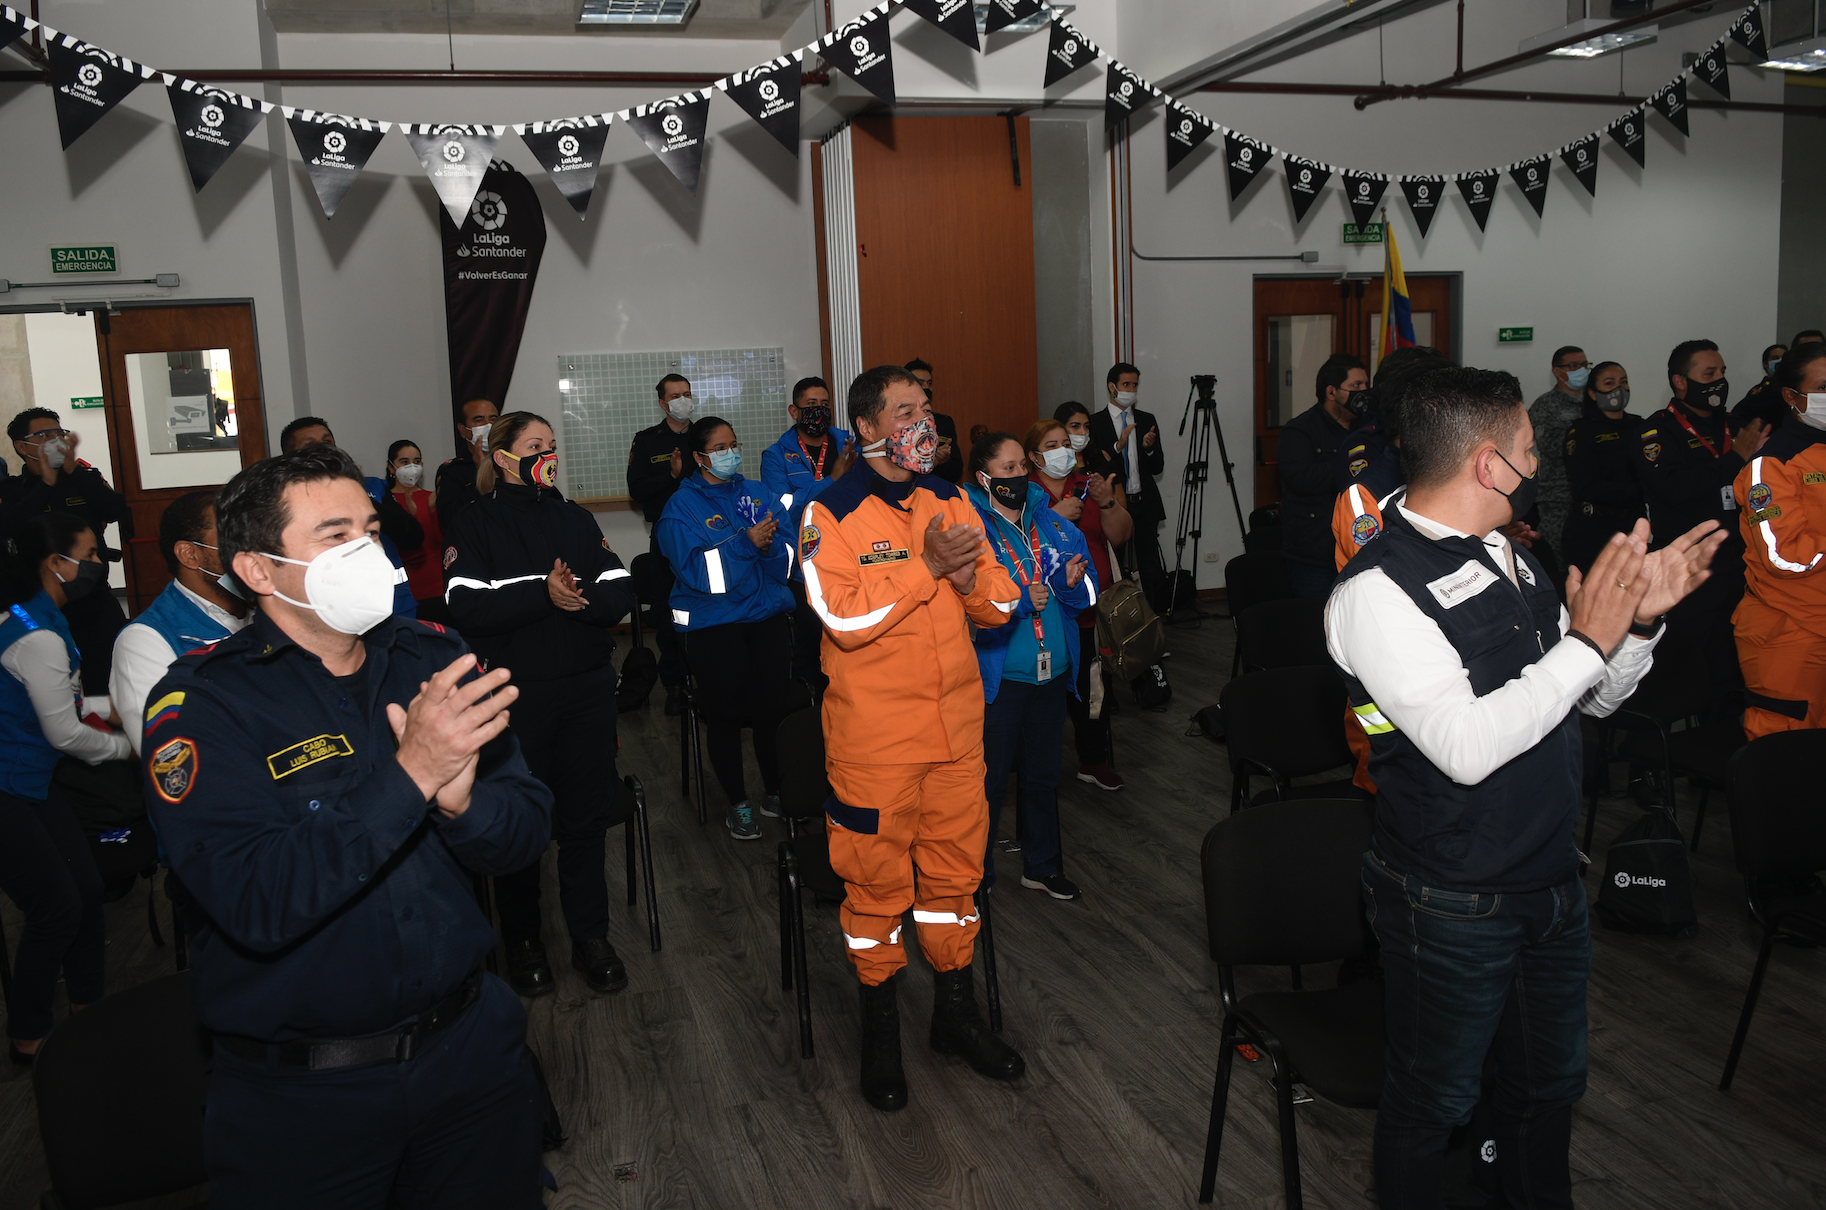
1615, 579, 1627, 589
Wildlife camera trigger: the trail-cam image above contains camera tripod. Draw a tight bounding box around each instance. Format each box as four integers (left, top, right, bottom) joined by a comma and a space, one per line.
1165, 374, 1247, 623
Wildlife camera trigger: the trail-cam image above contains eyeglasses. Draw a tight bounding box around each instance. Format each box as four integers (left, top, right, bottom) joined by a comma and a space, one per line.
706, 442, 741, 454
1554, 360, 1589, 371
26, 428, 71, 441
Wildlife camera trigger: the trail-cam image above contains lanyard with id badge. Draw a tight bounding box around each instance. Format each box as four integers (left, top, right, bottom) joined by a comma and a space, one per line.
997, 525, 1053, 682
1670, 409, 1740, 512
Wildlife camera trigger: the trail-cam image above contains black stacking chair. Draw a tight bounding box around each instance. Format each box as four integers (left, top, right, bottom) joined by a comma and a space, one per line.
632, 554, 709, 825
1243, 504, 1283, 554
1221, 667, 1365, 813
1223, 551, 1294, 675
1586, 639, 1729, 850
616, 773, 663, 951
773, 707, 1000, 1057
1197, 798, 1381, 1207
1234, 597, 1330, 673
1617, 706, 1744, 853
33, 971, 210, 1210
1718, 731, 1826, 1091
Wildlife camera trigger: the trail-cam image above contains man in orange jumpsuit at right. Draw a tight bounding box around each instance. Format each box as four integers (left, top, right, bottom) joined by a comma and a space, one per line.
799, 365, 1025, 1112
1734, 342, 1826, 739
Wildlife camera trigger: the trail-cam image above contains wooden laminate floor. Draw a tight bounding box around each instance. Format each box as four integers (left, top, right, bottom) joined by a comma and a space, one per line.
2, 612, 1823, 1209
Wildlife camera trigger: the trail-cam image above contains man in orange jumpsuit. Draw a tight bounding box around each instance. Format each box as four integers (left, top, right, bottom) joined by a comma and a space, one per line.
1734, 343, 1826, 740
799, 364, 1026, 1112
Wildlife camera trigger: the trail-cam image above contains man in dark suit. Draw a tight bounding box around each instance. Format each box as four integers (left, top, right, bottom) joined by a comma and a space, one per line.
1087, 362, 1166, 606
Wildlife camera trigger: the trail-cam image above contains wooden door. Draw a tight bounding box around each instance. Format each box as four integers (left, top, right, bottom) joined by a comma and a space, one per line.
93, 303, 268, 614
847, 116, 1038, 444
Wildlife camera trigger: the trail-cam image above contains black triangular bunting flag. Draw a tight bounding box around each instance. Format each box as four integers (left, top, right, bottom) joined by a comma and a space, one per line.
47, 34, 148, 150
822, 8, 896, 105
902, 0, 979, 51
1608, 110, 1646, 169
1728, 6, 1768, 60
1104, 62, 1156, 129
1456, 172, 1498, 232
1510, 157, 1550, 218
1, 5, 29, 51
517, 116, 611, 218
625, 92, 711, 195
1693, 44, 1730, 99
402, 125, 503, 226
1651, 77, 1689, 137
166, 79, 267, 193
984, 0, 1044, 35
1341, 172, 1388, 231
1284, 157, 1330, 224
722, 56, 801, 157
1561, 134, 1599, 197
1399, 177, 1444, 237
285, 110, 388, 219
1223, 132, 1270, 202
1164, 101, 1214, 172
1044, 20, 1098, 88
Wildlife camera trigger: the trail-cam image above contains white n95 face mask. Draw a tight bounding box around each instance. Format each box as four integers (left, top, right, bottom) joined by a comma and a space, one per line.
394, 463, 424, 488
260, 535, 401, 635
1068, 433, 1089, 451
667, 395, 696, 422
1800, 393, 1826, 431
467, 424, 491, 451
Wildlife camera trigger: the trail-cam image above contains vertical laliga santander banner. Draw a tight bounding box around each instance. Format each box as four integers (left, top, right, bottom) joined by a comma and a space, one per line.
440, 160, 547, 441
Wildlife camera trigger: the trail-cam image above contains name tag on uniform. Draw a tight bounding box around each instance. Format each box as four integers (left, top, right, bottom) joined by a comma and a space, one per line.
859, 548, 910, 565
1425, 560, 1497, 608
267, 734, 355, 780
1721, 485, 1738, 511
648, 453, 672, 464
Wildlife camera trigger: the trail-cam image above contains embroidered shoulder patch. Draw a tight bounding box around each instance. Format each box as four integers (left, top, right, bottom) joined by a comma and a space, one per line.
705, 513, 729, 530
1564, 436, 1576, 456
144, 692, 184, 739
266, 734, 355, 781
800, 524, 821, 561
1350, 513, 1379, 546
150, 738, 199, 804
1642, 442, 1662, 463
1747, 482, 1773, 513
1348, 458, 1369, 477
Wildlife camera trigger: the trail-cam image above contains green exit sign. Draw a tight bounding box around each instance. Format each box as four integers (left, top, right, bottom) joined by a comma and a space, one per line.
1498, 326, 1535, 344
50, 245, 117, 275
69, 396, 104, 409
1342, 222, 1384, 245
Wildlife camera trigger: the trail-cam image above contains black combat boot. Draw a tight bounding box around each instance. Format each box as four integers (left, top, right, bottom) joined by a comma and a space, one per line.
929, 964, 1024, 1081
859, 973, 908, 1111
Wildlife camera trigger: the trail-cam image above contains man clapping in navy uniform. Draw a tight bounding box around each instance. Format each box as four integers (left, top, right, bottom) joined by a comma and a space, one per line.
143, 444, 553, 1210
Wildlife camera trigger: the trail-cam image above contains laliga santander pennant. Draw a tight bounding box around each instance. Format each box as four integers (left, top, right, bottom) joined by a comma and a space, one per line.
1455, 171, 1498, 232
1608, 109, 1646, 168
1223, 132, 1270, 202
403, 124, 503, 227
902, 0, 979, 51
285, 110, 389, 219
1561, 133, 1599, 197
442, 160, 546, 417
983, 0, 1044, 35
1650, 76, 1689, 137
1399, 176, 1444, 237
1104, 61, 1156, 129
1, 5, 29, 52
1283, 156, 1330, 224
1043, 20, 1099, 88
721, 56, 802, 157
821, 6, 897, 106
1510, 156, 1550, 218
1727, 5, 1768, 59
45, 32, 153, 149
624, 92, 711, 195
1163, 100, 1214, 172
1692, 42, 1730, 99
1341, 171, 1388, 231
515, 115, 611, 218
165, 79, 270, 193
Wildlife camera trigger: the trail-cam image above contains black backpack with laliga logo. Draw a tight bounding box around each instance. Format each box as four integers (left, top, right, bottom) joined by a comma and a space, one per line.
1595, 806, 1698, 937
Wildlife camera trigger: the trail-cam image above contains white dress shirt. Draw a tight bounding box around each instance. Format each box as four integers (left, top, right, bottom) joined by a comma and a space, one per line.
1326, 500, 1658, 787
1106, 401, 1141, 493
110, 582, 250, 756
2, 630, 132, 766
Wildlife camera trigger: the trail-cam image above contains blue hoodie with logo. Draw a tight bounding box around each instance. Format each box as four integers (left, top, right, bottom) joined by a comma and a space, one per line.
655, 471, 794, 631
963, 479, 1097, 703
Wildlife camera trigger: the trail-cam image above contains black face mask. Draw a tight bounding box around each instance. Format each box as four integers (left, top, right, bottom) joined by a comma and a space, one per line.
797, 404, 832, 440
1493, 450, 1537, 526
57, 556, 107, 603
980, 473, 1026, 510
1343, 387, 1372, 417
1688, 377, 1730, 411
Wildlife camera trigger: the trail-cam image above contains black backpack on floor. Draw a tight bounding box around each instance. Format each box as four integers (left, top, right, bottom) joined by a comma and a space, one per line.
1594, 807, 1698, 937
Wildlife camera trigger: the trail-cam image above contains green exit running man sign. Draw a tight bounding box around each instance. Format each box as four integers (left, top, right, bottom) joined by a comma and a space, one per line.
50, 245, 118, 275
1498, 327, 1535, 344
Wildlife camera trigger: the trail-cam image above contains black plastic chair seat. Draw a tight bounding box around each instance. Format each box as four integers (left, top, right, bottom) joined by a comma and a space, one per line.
1236, 980, 1384, 1109
1249, 780, 1368, 809
1619, 718, 1744, 785
1764, 892, 1826, 938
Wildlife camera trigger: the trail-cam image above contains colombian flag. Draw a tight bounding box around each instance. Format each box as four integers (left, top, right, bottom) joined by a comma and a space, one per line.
1381, 224, 1416, 360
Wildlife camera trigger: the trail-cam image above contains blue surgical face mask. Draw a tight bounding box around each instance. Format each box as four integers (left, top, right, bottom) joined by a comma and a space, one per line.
706, 448, 742, 479
1564, 365, 1591, 391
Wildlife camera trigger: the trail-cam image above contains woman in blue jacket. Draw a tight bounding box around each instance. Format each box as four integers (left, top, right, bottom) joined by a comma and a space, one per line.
965, 432, 1095, 902
657, 415, 796, 842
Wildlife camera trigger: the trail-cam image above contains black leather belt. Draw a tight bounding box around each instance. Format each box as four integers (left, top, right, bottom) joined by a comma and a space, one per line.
215, 970, 482, 1071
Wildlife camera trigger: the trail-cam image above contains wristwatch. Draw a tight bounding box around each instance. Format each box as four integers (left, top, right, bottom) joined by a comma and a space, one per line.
1628, 615, 1666, 639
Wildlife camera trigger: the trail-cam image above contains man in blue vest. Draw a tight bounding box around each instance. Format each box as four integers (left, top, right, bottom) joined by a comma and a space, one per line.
1326, 367, 1725, 1209
110, 490, 250, 755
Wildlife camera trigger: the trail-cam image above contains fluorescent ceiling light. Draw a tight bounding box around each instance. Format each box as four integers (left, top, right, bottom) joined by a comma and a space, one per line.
1519, 18, 1657, 59
975, 3, 1072, 35
578, 0, 699, 25
1761, 36, 1826, 72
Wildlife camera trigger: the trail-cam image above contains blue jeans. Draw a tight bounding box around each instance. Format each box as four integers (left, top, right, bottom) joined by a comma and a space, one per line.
982, 675, 1069, 884
1362, 852, 1590, 1210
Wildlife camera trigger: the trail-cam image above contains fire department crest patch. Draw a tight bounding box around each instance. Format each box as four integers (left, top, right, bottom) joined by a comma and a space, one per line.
1351, 513, 1380, 545
1642, 442, 1661, 463
800, 525, 821, 561
150, 738, 198, 804
1747, 482, 1773, 513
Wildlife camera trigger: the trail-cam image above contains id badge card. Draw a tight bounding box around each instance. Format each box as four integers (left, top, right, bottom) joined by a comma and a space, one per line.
1036, 648, 1053, 682
1721, 485, 1738, 511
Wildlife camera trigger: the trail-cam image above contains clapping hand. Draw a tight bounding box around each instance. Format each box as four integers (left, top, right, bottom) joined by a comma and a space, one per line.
388, 655, 518, 818
921, 514, 985, 590
1063, 555, 1087, 588
1633, 518, 1728, 624
747, 511, 779, 552
547, 559, 586, 611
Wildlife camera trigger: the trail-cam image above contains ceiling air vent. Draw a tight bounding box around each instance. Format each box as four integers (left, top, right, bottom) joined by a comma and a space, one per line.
578, 0, 700, 26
